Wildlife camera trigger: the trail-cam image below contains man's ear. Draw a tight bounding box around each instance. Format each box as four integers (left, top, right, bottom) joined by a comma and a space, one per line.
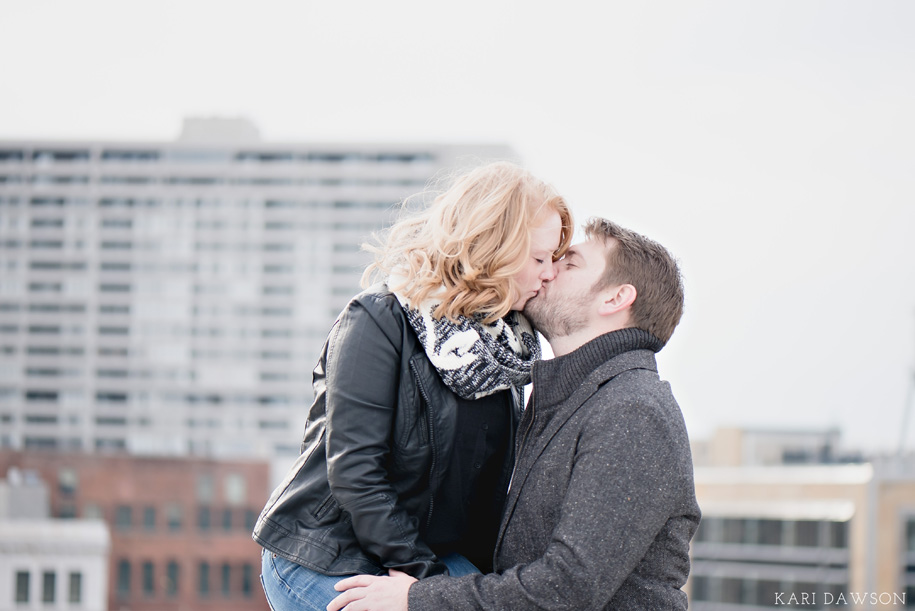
597, 284, 636, 317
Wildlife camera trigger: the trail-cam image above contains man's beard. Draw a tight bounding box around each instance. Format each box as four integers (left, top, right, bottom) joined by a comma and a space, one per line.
523, 285, 595, 341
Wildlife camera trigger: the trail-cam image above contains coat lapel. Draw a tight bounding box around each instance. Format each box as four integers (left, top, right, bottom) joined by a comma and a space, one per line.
494, 350, 659, 557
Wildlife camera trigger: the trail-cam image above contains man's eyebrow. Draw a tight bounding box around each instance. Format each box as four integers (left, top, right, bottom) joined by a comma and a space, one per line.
563, 248, 581, 261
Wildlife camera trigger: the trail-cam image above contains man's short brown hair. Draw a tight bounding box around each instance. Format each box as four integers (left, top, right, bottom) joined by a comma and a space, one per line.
585, 218, 684, 345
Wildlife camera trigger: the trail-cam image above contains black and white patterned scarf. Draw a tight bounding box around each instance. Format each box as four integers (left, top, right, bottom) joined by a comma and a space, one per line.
393, 289, 541, 400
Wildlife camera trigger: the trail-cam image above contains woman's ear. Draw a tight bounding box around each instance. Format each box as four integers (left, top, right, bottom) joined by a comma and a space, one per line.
597, 284, 636, 317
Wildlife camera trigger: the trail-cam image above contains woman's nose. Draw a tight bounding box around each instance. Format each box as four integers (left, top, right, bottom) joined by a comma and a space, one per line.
541, 262, 557, 281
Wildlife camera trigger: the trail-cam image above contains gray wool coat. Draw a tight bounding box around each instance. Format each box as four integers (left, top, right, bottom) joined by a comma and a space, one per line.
409, 328, 701, 610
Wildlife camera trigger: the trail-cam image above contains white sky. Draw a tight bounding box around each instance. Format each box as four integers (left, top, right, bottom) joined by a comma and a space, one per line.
3, 0, 915, 452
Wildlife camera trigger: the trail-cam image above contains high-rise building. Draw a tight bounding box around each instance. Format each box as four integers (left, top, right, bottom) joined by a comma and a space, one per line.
0, 119, 515, 477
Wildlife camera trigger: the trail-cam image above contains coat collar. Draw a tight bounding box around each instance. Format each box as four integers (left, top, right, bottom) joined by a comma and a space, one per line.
532, 327, 662, 409
494, 331, 662, 559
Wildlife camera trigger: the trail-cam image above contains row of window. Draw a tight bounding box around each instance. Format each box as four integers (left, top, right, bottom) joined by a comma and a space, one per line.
22, 418, 278, 435
13, 570, 82, 605
0, 173, 424, 187
55, 467, 249, 503
16, 417, 280, 432
2, 303, 326, 319
115, 559, 256, 599
6, 217, 383, 231
1, 282, 298, 295
0, 237, 364, 249
4, 414, 290, 432
0, 196, 398, 209
2, 436, 294, 457
16, 437, 124, 451
1, 390, 298, 405
106, 504, 259, 533
691, 576, 848, 607
0, 148, 433, 163
5, 347, 315, 363
18, 262, 303, 274
0, 263, 304, 284
15, 368, 300, 381
1, 323, 300, 335
693, 517, 848, 549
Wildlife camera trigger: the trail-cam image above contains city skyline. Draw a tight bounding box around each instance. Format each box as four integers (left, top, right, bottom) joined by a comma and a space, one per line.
2, 1, 915, 452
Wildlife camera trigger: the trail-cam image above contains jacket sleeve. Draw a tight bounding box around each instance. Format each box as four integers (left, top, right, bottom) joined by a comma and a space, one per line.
409, 395, 684, 609
324, 296, 445, 579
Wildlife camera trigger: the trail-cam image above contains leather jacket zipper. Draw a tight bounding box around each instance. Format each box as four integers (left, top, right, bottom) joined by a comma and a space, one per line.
508, 395, 535, 493
410, 362, 437, 530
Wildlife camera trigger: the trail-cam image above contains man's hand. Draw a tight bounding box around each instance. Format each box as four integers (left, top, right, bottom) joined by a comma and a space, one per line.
326, 569, 417, 611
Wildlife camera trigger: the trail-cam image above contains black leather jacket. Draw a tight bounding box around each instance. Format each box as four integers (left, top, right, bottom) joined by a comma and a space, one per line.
252, 285, 523, 578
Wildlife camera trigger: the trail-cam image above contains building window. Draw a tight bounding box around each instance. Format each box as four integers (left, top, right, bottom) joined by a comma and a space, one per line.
245, 509, 258, 531
722, 518, 744, 544
720, 577, 742, 604
221, 563, 232, 597
96, 391, 128, 403
58, 467, 78, 495
142, 561, 154, 596
197, 474, 215, 503
166, 503, 183, 531
222, 508, 233, 531
225, 473, 246, 505
83, 503, 103, 520
795, 520, 819, 547
242, 563, 253, 597
691, 575, 709, 601
144, 506, 156, 531
198, 562, 210, 597
58, 503, 77, 519
42, 571, 56, 603
830, 520, 849, 548
95, 437, 127, 451
198, 506, 212, 531
906, 518, 915, 553
16, 570, 30, 602
68, 572, 82, 603
24, 436, 58, 449
25, 389, 59, 401
757, 580, 782, 606
758, 519, 783, 545
28, 281, 64, 294
115, 505, 132, 530
166, 561, 179, 597
117, 560, 130, 598
32, 149, 90, 162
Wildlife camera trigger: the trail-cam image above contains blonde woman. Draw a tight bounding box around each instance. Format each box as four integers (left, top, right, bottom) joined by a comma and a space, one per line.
253, 162, 573, 611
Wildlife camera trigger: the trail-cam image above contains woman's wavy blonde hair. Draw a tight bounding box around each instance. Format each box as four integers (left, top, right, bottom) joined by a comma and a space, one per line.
362, 161, 573, 323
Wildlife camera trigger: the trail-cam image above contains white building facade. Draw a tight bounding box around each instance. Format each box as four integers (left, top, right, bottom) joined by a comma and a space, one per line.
0, 122, 515, 471
0, 469, 109, 611
0, 520, 110, 611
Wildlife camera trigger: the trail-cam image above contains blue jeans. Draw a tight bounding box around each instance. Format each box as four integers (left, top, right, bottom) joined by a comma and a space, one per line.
260, 548, 480, 611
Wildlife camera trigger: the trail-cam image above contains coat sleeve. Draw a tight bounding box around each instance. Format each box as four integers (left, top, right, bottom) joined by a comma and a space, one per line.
409, 394, 684, 608
324, 297, 445, 579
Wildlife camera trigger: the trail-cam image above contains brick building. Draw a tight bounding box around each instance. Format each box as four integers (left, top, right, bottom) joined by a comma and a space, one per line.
0, 450, 270, 611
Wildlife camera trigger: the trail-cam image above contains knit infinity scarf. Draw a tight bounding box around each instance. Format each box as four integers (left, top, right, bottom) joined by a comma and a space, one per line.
393, 289, 542, 400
